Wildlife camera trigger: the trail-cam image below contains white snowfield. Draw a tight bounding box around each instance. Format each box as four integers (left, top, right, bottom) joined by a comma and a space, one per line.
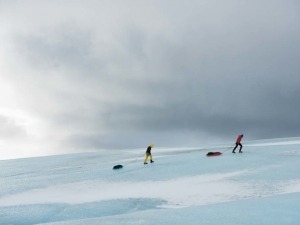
0, 137, 300, 225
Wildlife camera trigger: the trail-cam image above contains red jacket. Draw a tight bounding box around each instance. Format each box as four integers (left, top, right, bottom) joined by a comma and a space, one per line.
236, 135, 243, 144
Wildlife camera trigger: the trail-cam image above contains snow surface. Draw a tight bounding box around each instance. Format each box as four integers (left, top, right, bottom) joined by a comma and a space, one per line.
0, 137, 300, 224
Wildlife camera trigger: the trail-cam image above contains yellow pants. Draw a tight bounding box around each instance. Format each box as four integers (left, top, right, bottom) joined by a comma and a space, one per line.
144, 153, 152, 163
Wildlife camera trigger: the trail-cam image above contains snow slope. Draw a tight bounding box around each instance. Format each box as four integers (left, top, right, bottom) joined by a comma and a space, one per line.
0, 138, 300, 224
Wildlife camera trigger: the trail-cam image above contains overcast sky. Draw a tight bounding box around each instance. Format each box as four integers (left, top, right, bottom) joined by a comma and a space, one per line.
0, 0, 300, 159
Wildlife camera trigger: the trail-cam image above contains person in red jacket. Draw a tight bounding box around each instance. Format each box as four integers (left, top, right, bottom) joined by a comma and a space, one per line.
232, 134, 244, 153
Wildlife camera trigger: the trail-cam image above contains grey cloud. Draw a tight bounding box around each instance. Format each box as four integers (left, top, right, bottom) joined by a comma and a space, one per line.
13, 27, 97, 74
1, 0, 300, 157
0, 115, 27, 139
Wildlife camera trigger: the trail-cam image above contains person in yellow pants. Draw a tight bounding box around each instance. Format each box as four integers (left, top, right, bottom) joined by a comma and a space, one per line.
144, 144, 154, 164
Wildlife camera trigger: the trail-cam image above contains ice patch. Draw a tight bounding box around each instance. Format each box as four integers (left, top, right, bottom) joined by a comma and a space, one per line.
282, 179, 300, 193
0, 199, 165, 225
0, 171, 252, 208
1, 169, 297, 209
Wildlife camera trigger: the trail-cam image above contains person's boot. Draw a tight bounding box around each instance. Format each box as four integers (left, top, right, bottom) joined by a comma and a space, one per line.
232, 151, 236, 153
150, 160, 154, 163
239, 151, 243, 153
144, 162, 148, 164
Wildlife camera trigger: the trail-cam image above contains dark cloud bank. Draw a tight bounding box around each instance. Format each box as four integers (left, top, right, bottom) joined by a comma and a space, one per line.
1, 0, 300, 156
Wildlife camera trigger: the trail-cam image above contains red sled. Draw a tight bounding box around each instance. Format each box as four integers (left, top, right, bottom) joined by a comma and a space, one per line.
206, 152, 222, 157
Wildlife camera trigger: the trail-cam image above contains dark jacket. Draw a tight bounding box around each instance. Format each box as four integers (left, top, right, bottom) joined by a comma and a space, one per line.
146, 146, 152, 154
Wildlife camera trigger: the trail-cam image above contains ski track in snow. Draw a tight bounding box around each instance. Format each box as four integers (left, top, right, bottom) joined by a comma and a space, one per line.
246, 139, 300, 147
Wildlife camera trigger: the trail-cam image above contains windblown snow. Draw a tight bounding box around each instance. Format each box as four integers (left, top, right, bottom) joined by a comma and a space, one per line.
0, 137, 300, 225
